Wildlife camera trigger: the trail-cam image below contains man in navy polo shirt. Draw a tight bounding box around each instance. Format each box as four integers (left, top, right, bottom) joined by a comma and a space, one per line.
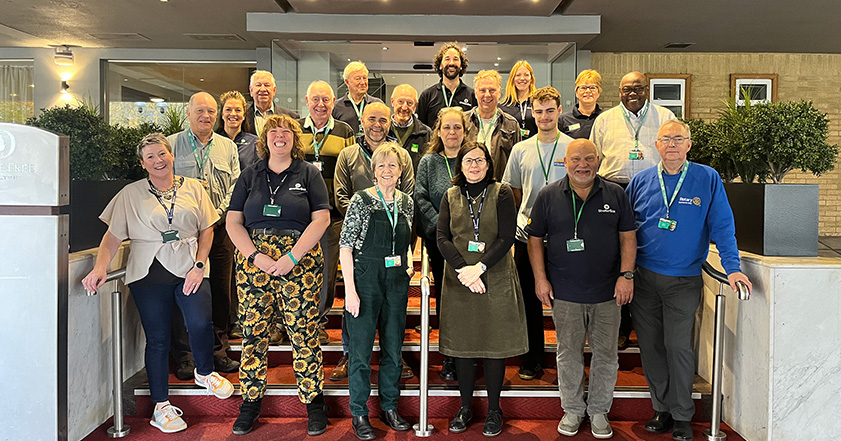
526, 139, 636, 439
626, 119, 752, 441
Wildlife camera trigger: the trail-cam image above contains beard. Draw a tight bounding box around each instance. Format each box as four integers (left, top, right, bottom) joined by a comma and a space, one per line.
443, 65, 460, 80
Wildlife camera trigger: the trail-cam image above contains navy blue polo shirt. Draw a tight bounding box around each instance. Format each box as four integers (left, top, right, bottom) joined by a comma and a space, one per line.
229, 158, 330, 231
525, 175, 635, 304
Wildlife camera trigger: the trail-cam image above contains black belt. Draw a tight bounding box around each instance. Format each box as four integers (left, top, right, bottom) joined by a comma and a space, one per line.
248, 227, 301, 238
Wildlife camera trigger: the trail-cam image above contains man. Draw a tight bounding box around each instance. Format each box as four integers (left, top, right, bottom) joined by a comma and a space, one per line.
332, 102, 415, 381
246, 70, 299, 136
626, 120, 752, 441
168, 92, 241, 379
502, 86, 573, 381
589, 71, 675, 349
332, 61, 385, 136
388, 84, 432, 173
526, 139, 636, 439
465, 70, 521, 180
416, 42, 476, 128
298, 80, 356, 344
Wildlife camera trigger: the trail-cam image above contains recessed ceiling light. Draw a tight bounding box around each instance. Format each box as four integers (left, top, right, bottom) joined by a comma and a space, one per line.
664, 42, 694, 49
462, 46, 468, 51
496, 57, 501, 60
150, 97, 165, 103
382, 46, 388, 50
199, 78, 205, 82
494, 63, 499, 67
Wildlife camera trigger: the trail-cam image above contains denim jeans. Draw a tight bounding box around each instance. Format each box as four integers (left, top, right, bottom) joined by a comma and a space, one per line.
553, 298, 620, 417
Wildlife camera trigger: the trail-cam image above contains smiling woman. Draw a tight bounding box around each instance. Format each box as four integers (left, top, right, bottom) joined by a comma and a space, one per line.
216, 90, 260, 170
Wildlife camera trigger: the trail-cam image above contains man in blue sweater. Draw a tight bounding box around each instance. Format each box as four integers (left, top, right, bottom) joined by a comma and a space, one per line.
626, 120, 752, 441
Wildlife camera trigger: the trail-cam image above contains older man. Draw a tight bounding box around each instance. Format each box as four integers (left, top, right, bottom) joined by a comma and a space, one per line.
388, 84, 431, 172
627, 120, 752, 441
331, 102, 415, 381
503, 86, 573, 381
416, 42, 476, 128
246, 70, 299, 136
298, 80, 356, 344
465, 70, 521, 180
168, 92, 241, 378
590, 71, 675, 350
527, 139, 636, 439
332, 61, 384, 136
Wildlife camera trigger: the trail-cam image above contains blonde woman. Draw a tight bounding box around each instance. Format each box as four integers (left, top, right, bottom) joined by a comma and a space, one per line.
499, 60, 538, 138
559, 69, 603, 139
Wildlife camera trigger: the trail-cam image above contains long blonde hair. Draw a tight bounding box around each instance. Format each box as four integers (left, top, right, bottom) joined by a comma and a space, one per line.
501, 60, 536, 106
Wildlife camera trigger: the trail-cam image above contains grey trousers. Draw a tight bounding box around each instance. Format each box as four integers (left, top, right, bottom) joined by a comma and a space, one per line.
553, 298, 621, 417
317, 219, 342, 325
630, 266, 702, 422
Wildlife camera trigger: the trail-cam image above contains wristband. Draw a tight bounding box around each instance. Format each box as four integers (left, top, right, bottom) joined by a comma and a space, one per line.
247, 250, 259, 265
287, 252, 299, 265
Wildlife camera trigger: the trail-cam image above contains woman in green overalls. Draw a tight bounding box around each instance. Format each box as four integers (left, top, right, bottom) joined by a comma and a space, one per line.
437, 141, 527, 437
339, 142, 415, 440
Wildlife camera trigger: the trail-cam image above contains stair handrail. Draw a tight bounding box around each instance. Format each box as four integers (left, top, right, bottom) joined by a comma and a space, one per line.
700, 262, 750, 441
413, 245, 434, 437
87, 268, 131, 438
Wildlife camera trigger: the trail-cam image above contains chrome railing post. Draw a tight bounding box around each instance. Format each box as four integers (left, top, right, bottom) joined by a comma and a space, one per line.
413, 246, 434, 437
104, 270, 130, 438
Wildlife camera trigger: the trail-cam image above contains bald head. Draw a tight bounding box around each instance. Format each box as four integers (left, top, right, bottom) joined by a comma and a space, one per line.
565, 139, 600, 188
187, 92, 218, 136
362, 102, 391, 147
390, 84, 418, 126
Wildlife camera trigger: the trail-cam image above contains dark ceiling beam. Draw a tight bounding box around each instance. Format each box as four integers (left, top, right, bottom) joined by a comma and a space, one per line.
273, 0, 293, 13
553, 0, 574, 15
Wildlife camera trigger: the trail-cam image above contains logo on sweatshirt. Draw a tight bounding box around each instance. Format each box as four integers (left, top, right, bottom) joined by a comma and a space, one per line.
598, 203, 616, 213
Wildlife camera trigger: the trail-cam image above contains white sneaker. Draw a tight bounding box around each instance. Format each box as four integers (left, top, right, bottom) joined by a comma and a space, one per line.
194, 370, 234, 399
557, 413, 583, 437
150, 404, 187, 433
590, 413, 614, 439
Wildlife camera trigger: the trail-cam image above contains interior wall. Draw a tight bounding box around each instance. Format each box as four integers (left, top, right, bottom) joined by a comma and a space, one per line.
591, 52, 841, 235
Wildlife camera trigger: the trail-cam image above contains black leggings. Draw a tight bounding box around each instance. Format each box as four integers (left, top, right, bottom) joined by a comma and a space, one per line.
454, 357, 506, 411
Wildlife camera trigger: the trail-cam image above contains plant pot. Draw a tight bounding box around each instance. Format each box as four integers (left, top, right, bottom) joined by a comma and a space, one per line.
61, 180, 132, 253
723, 183, 818, 257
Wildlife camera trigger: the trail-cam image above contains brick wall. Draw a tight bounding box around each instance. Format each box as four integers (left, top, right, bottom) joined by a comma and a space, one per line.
591, 52, 841, 235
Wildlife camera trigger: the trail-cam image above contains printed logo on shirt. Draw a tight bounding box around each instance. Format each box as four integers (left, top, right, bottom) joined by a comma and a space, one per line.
289, 183, 308, 193
598, 204, 616, 213
459, 99, 472, 107
554, 159, 565, 168
678, 196, 700, 206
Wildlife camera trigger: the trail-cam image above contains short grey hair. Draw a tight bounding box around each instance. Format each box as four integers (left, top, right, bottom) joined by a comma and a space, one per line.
136, 132, 172, 159
306, 80, 334, 98
370, 141, 404, 173
250, 70, 275, 87
658, 119, 692, 139
343, 61, 369, 81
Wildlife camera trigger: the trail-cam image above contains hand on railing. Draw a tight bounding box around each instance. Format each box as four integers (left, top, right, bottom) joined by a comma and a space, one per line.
81, 268, 126, 296
701, 262, 751, 300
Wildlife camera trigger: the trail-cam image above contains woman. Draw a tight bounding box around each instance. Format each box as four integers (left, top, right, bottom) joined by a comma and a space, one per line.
82, 133, 234, 434
216, 90, 260, 171
559, 69, 603, 139
340, 142, 414, 440
437, 142, 527, 437
414, 107, 466, 382
226, 114, 331, 436
499, 60, 538, 139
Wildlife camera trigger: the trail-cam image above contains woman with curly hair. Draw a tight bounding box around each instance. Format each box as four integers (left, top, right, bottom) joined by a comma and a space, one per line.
226, 114, 331, 436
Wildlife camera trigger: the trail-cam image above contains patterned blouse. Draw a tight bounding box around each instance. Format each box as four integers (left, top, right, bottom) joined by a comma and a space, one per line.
339, 187, 414, 251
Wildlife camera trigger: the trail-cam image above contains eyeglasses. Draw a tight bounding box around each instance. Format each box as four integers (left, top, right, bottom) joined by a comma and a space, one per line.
658, 136, 690, 145
463, 158, 486, 166
620, 86, 646, 95
577, 85, 599, 91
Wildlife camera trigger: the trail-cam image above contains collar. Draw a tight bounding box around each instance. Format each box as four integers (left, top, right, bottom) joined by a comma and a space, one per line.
561, 175, 604, 196
469, 108, 502, 125
437, 79, 466, 94
254, 103, 275, 118
620, 101, 648, 118
189, 129, 214, 147
572, 104, 602, 119
255, 157, 303, 175
391, 115, 414, 129
357, 134, 398, 155
343, 93, 370, 105
303, 115, 335, 133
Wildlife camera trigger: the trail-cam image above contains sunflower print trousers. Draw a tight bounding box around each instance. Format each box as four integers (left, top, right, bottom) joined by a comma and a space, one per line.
235, 231, 324, 403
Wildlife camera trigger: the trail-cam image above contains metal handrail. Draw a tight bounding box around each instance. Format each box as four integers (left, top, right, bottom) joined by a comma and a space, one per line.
88, 269, 131, 438
700, 262, 750, 441
413, 245, 434, 437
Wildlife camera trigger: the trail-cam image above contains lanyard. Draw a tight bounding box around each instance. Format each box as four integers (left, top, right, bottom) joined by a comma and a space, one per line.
621, 101, 650, 150
375, 186, 400, 254
349, 96, 365, 121
310, 125, 331, 161
267, 171, 289, 205
443, 154, 455, 180
570, 184, 595, 239
518, 99, 529, 129
188, 131, 213, 172
464, 186, 487, 241
657, 161, 690, 219
442, 84, 455, 108
536, 134, 561, 185
478, 110, 497, 143
148, 180, 177, 227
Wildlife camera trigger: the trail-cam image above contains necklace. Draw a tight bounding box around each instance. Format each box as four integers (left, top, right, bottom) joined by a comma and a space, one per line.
148, 176, 184, 200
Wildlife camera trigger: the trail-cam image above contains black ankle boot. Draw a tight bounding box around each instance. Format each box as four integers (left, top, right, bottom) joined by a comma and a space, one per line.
232, 399, 262, 435
306, 393, 329, 436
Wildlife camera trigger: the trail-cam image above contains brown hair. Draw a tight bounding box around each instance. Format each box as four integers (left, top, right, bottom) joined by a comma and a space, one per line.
452, 141, 495, 186
433, 42, 469, 78
531, 86, 562, 108
256, 114, 305, 160
425, 107, 468, 155
215, 90, 252, 136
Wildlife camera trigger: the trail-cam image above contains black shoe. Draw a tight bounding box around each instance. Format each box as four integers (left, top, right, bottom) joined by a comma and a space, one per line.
400, 358, 414, 379
175, 360, 195, 381
232, 399, 262, 435
306, 393, 329, 436
618, 335, 630, 350
483, 409, 503, 437
672, 420, 694, 441
214, 356, 240, 373
449, 406, 473, 433
440, 357, 457, 381
351, 415, 376, 440
379, 409, 410, 431
645, 411, 674, 433
518, 363, 543, 381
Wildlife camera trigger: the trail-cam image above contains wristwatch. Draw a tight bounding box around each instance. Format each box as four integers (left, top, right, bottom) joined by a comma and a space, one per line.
194, 261, 205, 270
247, 251, 259, 265
479, 262, 487, 272
620, 271, 634, 280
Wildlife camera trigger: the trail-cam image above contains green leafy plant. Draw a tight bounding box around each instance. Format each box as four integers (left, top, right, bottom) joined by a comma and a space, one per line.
161, 103, 187, 136
110, 122, 162, 180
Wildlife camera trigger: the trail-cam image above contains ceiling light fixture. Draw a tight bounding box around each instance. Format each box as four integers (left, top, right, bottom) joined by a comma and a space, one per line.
150, 97, 165, 103
382, 46, 388, 50
53, 45, 75, 66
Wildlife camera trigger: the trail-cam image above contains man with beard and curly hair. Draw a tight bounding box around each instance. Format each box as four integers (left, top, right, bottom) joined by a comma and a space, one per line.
417, 42, 477, 128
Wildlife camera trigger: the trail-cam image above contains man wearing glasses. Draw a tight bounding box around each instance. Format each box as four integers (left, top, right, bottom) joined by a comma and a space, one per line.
589, 71, 675, 350
626, 120, 751, 441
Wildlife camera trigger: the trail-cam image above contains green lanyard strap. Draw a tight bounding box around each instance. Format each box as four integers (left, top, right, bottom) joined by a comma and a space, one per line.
375, 186, 400, 254
188, 131, 213, 172
570, 183, 596, 239
657, 161, 690, 219
621, 101, 650, 150
443, 154, 455, 180
311, 125, 331, 161
477, 110, 497, 144
442, 84, 455, 108
536, 134, 561, 185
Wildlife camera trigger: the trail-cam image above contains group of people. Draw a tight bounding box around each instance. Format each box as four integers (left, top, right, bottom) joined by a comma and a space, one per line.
81, 41, 752, 441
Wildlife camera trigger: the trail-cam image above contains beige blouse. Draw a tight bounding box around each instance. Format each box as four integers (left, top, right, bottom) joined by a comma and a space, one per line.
100, 177, 219, 284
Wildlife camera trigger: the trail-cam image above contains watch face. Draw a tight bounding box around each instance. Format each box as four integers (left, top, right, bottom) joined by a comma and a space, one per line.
195, 262, 204, 269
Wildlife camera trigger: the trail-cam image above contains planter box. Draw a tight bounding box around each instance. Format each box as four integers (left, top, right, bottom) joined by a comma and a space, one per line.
723, 183, 818, 257
61, 179, 131, 253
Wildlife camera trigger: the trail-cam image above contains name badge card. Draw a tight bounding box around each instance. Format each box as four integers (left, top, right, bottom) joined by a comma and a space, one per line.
263, 204, 282, 217
520, 128, 530, 137
568, 123, 581, 132
566, 238, 585, 252
411, 144, 420, 153
467, 240, 486, 253
629, 150, 644, 160
658, 217, 677, 231
162, 229, 181, 243
312, 161, 324, 172
384, 255, 402, 268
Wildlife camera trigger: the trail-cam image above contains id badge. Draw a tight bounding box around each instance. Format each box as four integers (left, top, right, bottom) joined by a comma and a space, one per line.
467, 240, 486, 253
263, 204, 282, 217
161, 229, 180, 243
568, 123, 581, 132
629, 150, 644, 160
312, 161, 324, 172
566, 238, 585, 252
658, 217, 677, 231
520, 128, 530, 137
200, 179, 209, 189
384, 255, 402, 268
411, 143, 419, 153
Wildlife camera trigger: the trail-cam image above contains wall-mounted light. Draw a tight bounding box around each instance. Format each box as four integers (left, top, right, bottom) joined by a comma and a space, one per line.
53, 45, 76, 66
60, 72, 71, 95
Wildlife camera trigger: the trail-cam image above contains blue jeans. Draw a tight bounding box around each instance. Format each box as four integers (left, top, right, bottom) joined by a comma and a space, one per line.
129, 279, 215, 403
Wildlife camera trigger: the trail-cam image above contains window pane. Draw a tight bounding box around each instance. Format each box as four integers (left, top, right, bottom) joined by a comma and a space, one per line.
653, 84, 681, 101
739, 84, 768, 101
664, 105, 683, 118
0, 61, 35, 124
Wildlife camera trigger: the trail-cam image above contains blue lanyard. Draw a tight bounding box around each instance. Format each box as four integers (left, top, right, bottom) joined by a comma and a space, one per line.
464, 187, 487, 241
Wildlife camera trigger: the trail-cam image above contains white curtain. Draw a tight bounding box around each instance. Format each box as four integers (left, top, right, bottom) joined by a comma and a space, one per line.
0, 63, 35, 123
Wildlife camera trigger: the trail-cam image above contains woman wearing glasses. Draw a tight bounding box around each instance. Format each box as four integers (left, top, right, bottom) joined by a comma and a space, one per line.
436, 142, 526, 437
560, 69, 604, 139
